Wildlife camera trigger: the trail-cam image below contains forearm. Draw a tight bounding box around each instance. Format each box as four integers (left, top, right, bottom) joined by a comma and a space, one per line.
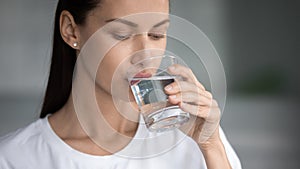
200, 140, 232, 169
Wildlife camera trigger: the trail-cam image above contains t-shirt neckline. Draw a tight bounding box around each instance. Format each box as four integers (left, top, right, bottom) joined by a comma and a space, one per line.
42, 114, 146, 160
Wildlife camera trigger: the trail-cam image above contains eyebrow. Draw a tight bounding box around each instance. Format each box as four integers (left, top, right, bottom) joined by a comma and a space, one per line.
105, 18, 170, 28
153, 19, 170, 28
105, 18, 138, 27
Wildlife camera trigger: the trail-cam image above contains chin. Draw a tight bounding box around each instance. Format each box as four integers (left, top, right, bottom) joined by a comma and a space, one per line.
110, 81, 136, 103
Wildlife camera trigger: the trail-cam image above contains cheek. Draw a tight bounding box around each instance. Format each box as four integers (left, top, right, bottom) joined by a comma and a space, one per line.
96, 58, 119, 90
95, 47, 130, 92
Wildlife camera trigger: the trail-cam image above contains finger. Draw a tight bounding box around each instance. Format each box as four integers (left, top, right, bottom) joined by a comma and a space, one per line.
168, 91, 212, 106
168, 64, 205, 90
179, 102, 220, 119
179, 102, 209, 119
164, 80, 201, 94
168, 64, 194, 80
211, 99, 219, 107
165, 81, 212, 99
169, 64, 206, 90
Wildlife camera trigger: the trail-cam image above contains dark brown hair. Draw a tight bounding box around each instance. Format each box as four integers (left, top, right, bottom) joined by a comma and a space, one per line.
40, 0, 101, 118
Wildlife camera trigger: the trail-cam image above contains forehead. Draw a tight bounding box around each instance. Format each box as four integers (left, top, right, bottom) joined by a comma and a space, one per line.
100, 0, 169, 17
89, 0, 169, 25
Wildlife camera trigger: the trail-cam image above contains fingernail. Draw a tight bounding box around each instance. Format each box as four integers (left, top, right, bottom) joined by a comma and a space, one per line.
164, 85, 172, 91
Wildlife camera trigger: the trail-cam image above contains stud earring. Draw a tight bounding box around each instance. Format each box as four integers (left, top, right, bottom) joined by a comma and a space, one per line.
73, 42, 78, 47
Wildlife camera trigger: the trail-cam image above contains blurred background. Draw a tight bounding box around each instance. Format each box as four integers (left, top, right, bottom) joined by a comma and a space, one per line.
0, 0, 299, 168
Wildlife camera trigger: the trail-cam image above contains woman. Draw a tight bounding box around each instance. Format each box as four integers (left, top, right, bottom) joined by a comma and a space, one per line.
0, 0, 241, 168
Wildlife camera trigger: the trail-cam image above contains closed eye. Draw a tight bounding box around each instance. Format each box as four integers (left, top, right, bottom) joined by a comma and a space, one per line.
112, 33, 131, 40
148, 32, 166, 40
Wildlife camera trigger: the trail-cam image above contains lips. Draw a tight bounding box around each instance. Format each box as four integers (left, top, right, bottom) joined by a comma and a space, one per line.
129, 72, 152, 85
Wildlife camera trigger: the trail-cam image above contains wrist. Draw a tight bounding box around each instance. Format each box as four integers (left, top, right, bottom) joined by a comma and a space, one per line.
199, 138, 232, 169
198, 137, 223, 152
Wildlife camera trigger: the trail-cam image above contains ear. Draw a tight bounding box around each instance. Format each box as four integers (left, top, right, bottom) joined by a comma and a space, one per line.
60, 10, 81, 49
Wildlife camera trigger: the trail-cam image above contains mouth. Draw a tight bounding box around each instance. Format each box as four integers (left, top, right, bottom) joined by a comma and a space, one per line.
129, 71, 152, 85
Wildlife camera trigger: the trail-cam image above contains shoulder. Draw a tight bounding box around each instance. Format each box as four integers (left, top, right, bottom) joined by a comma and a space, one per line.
0, 118, 46, 165
0, 118, 44, 147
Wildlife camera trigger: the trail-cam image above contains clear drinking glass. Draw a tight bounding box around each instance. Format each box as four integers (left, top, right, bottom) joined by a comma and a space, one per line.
127, 55, 190, 132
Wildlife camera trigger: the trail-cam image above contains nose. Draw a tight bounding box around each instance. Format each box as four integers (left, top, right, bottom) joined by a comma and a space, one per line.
130, 33, 152, 65
130, 33, 164, 64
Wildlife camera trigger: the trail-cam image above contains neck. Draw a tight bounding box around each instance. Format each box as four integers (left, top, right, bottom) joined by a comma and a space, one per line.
94, 85, 139, 135
48, 85, 139, 155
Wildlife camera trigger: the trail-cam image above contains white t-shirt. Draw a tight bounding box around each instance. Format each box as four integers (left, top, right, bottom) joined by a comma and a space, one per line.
0, 115, 241, 169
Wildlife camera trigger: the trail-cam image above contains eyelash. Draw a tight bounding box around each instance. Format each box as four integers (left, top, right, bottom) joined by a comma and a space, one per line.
112, 33, 131, 40
148, 33, 166, 40
112, 32, 166, 41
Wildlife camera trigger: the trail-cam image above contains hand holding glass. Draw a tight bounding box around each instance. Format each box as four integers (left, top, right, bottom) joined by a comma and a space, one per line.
127, 55, 190, 132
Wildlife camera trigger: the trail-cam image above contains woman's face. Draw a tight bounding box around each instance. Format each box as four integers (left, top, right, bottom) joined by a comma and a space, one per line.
77, 0, 170, 102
